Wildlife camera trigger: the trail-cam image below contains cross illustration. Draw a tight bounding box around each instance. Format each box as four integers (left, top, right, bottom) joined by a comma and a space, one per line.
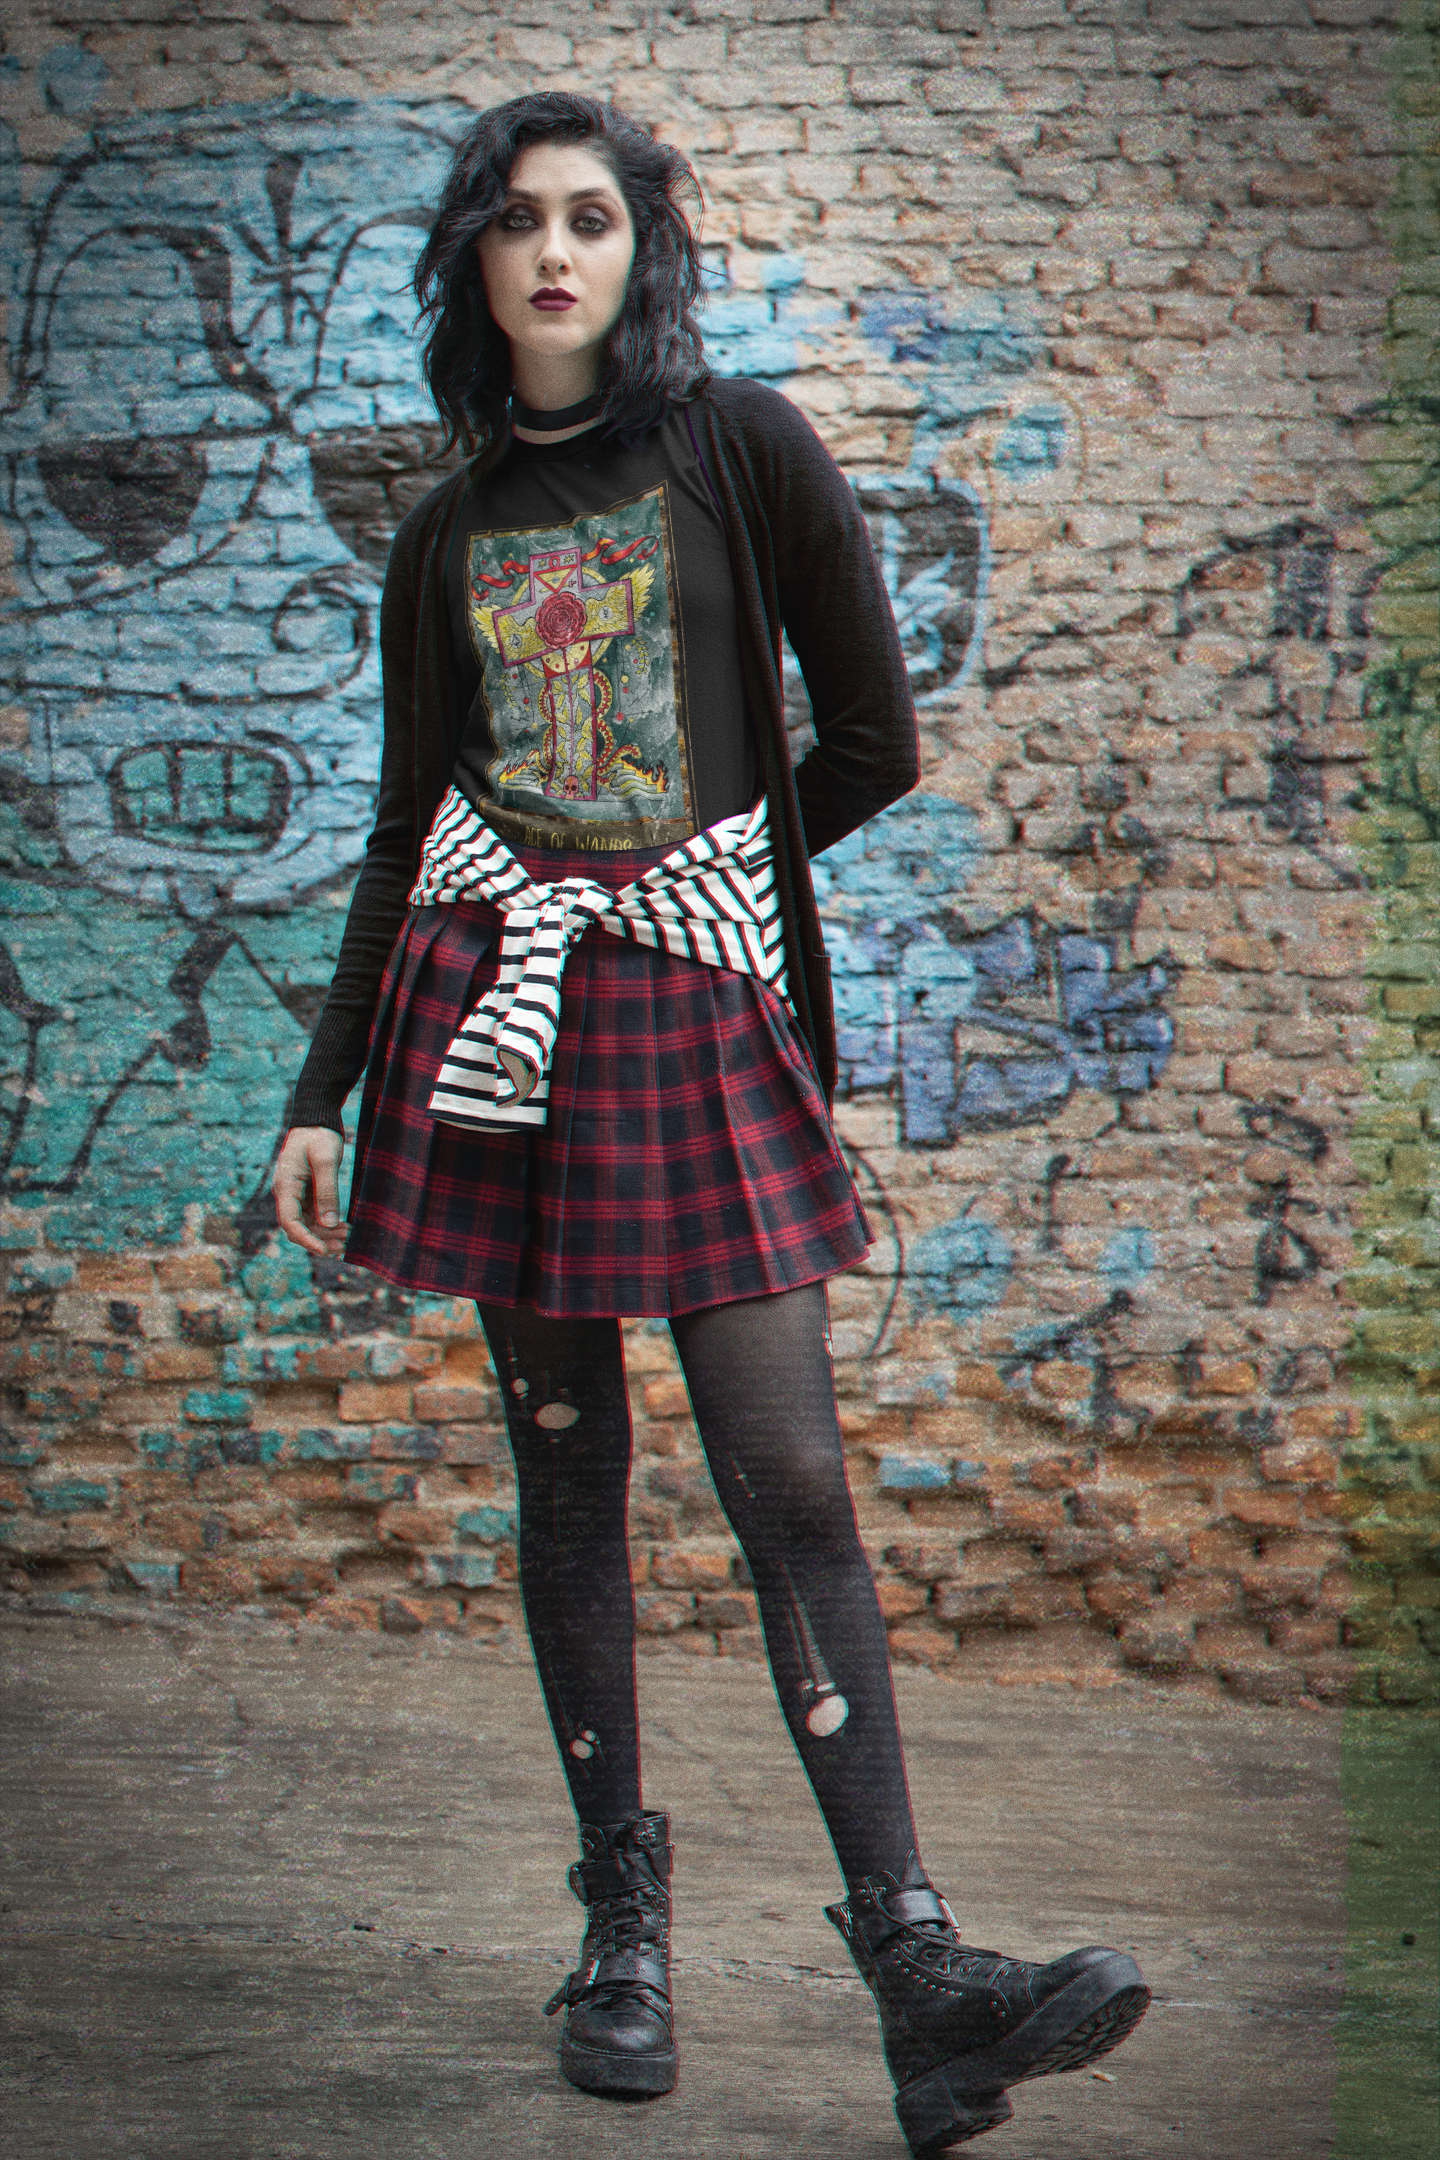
490, 543, 645, 802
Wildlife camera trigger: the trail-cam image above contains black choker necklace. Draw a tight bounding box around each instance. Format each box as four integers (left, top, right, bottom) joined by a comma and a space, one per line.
510, 393, 602, 433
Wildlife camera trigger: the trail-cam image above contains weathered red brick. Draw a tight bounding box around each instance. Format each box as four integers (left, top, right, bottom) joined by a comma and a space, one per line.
886, 1627, 959, 1667
1042, 1529, 1116, 1574
74, 1257, 155, 1294
651, 1547, 732, 1590
1288, 1404, 1363, 1441
643, 1377, 693, 1420
141, 1346, 219, 1383
950, 1362, 1009, 1402
883, 1541, 965, 1582
306, 1343, 373, 1381
411, 1383, 491, 1422
634, 1590, 694, 1633
1191, 1621, 1271, 1668
1268, 1614, 1340, 1655
1209, 935, 1279, 973
1031, 1361, 1094, 1404
1119, 1616, 1195, 1669
258, 1556, 338, 1598
303, 1595, 380, 1631
1023, 1451, 1097, 1492
875, 1578, 930, 1620
1220, 1662, 1307, 1704
933, 1580, 1009, 1626
376, 1505, 451, 1547
696, 1590, 759, 1629
1225, 1490, 1304, 1530
1258, 1441, 1340, 1485
992, 1493, 1068, 1535
155, 1255, 229, 1291
180, 1556, 258, 1600
382, 1594, 462, 1633
340, 1382, 413, 1424
1006, 1579, 1088, 1629
1084, 1573, 1152, 1624
1196, 1359, 1259, 1396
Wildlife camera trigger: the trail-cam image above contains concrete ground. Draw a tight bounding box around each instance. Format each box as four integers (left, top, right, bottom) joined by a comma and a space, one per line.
0, 1619, 1348, 2160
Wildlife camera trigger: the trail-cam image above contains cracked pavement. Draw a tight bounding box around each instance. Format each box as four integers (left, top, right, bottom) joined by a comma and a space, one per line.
0, 1619, 1346, 2158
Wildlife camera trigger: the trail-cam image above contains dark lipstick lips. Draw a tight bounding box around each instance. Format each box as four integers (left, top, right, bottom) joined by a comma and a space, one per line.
530, 287, 577, 308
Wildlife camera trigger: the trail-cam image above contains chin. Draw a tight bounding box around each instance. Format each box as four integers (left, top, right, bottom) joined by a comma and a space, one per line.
514, 331, 596, 362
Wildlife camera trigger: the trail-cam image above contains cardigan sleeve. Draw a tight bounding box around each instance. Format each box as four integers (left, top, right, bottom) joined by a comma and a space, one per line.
286, 498, 431, 1135
707, 378, 919, 858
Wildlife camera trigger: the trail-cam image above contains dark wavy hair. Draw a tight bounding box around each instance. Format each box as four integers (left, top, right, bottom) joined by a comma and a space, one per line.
413, 92, 710, 463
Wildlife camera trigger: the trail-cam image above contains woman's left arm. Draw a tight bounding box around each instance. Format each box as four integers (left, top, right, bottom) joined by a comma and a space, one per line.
760, 392, 920, 856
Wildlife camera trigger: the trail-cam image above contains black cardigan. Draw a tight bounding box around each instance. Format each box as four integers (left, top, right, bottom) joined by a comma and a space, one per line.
289, 376, 920, 1134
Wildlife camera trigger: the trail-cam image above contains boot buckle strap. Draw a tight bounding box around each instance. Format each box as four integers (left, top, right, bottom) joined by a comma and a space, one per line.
543, 1970, 586, 2016
883, 1886, 950, 1931
848, 1883, 950, 1950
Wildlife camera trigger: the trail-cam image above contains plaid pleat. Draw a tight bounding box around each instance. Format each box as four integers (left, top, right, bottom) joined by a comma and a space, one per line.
343, 837, 871, 1318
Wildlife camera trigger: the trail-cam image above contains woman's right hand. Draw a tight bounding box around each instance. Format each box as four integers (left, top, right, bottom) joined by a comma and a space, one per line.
272, 1126, 348, 1256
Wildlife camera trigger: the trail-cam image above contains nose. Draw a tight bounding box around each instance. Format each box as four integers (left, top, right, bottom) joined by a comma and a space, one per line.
537, 219, 572, 278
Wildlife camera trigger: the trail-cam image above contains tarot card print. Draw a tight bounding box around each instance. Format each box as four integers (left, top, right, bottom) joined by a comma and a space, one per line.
466, 485, 696, 838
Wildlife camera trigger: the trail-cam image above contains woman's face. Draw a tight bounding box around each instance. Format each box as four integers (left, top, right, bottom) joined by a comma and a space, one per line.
477, 141, 636, 387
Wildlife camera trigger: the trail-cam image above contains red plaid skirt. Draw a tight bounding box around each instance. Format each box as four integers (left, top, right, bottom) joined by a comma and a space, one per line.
344, 838, 870, 1316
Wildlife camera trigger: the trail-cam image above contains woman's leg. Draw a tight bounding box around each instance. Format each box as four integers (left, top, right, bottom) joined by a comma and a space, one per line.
478, 1304, 676, 2097
668, 1282, 920, 1890
477, 1304, 642, 1824
672, 1285, 1150, 2155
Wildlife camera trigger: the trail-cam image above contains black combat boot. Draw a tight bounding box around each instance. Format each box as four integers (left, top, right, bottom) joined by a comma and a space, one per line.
827, 1853, 1150, 2155
543, 1811, 677, 2096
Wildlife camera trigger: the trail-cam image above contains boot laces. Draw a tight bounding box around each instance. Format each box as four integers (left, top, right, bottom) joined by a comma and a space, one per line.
542, 1883, 669, 2018
904, 1918, 1027, 1982
588, 1882, 666, 1962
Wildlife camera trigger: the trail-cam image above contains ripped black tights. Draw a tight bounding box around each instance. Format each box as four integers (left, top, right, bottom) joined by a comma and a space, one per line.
477, 1284, 919, 1890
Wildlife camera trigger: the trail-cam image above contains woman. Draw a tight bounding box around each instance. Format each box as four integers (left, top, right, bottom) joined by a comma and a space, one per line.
273, 92, 1148, 2155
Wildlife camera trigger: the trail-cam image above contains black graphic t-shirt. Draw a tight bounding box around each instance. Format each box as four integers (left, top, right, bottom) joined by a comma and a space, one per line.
446, 407, 755, 852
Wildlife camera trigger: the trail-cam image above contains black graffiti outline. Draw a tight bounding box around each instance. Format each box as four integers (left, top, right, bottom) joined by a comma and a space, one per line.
1242, 1100, 1328, 1307
1242, 1100, 1330, 1163
1248, 1177, 1323, 1308
1178, 517, 1368, 889
1038, 1151, 1070, 1252
0, 939, 63, 1183
0, 916, 326, 1237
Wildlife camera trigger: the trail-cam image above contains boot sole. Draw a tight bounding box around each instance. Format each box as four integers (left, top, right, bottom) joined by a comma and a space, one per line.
895, 1955, 1150, 2155
559, 2034, 678, 2097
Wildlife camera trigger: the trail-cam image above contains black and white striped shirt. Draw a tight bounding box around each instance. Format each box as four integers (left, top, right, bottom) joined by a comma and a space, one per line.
409, 787, 790, 1132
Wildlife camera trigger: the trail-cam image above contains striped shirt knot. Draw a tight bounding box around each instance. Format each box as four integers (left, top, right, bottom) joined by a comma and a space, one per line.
409, 787, 789, 1132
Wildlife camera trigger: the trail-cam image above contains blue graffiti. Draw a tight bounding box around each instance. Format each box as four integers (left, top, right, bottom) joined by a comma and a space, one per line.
0, 94, 1103, 1247
995, 404, 1069, 478
1, 97, 477, 921
815, 797, 1174, 1143
1098, 1226, 1157, 1290
38, 46, 108, 115
907, 1213, 1013, 1321
0, 98, 480, 1240
859, 293, 1043, 382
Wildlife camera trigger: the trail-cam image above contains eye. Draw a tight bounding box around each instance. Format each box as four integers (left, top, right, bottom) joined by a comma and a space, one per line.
573, 211, 610, 235
498, 208, 536, 231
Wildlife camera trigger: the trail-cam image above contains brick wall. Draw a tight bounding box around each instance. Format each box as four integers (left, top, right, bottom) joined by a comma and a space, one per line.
0, 0, 1433, 1706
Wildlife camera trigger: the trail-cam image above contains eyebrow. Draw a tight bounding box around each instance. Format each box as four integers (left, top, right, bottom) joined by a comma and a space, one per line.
501, 186, 621, 206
